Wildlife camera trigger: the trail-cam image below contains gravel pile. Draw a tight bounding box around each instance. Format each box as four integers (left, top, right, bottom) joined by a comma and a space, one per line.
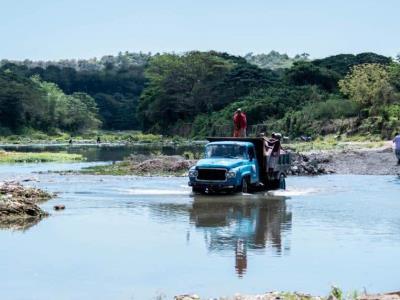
128, 155, 197, 175
289, 152, 334, 176
0, 182, 54, 230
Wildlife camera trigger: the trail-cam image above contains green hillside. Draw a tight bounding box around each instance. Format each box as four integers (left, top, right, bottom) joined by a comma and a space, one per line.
1, 51, 399, 139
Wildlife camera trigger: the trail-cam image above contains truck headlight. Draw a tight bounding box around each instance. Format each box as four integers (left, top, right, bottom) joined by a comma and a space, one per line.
189, 170, 198, 177
226, 171, 236, 178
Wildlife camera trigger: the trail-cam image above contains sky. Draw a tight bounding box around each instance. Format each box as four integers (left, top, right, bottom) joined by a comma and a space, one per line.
1, 0, 399, 61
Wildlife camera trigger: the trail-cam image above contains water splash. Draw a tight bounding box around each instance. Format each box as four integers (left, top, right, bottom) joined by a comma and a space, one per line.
268, 187, 319, 197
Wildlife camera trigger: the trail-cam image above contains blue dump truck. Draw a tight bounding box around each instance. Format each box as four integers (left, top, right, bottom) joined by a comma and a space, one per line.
188, 137, 291, 194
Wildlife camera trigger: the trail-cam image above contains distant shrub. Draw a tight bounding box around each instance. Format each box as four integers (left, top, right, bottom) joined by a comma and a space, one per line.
0, 126, 12, 136
306, 97, 359, 120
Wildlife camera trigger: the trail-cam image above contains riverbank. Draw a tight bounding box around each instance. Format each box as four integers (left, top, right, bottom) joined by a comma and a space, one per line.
291, 143, 400, 176
0, 150, 83, 163
2, 136, 397, 176
0, 182, 55, 230
175, 290, 400, 300
75, 142, 399, 177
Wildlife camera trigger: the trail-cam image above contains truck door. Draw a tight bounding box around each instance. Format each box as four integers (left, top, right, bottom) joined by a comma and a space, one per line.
248, 146, 259, 184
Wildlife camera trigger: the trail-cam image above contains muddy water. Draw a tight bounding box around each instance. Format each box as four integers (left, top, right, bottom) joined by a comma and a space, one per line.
0, 163, 400, 300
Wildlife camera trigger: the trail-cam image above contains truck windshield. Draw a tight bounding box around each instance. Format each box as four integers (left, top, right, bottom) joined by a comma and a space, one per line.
205, 144, 247, 159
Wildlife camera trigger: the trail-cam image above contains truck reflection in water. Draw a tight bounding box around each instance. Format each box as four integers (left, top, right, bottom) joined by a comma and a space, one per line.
189, 195, 292, 277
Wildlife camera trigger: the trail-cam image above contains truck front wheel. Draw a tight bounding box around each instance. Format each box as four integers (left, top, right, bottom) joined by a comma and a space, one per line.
239, 176, 250, 193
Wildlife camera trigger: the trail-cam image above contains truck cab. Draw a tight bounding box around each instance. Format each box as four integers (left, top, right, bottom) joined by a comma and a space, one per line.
188, 141, 258, 193
188, 137, 291, 194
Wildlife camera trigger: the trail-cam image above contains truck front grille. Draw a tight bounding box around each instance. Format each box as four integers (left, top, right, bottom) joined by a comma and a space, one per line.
197, 168, 226, 181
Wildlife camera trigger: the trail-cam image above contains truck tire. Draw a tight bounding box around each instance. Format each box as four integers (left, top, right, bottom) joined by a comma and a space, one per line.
267, 173, 286, 190
267, 179, 279, 190
240, 176, 249, 193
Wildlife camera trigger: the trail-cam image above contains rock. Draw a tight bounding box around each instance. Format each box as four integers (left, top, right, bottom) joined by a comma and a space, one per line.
22, 178, 36, 182
358, 292, 400, 300
53, 204, 65, 210
289, 152, 330, 176
327, 295, 338, 300
309, 159, 319, 167
175, 295, 200, 300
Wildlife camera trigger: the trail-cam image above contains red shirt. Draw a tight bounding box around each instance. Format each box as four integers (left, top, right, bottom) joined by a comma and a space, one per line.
233, 112, 247, 130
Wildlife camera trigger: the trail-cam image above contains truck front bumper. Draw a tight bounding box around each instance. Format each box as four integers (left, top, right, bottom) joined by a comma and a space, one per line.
188, 179, 237, 191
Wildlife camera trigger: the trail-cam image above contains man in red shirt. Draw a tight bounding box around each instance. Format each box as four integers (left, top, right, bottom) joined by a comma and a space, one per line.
233, 108, 247, 137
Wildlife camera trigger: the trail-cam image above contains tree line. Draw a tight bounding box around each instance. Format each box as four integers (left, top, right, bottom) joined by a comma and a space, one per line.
0, 51, 399, 138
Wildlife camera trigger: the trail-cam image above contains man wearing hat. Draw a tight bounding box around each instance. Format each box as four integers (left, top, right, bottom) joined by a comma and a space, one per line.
233, 108, 247, 137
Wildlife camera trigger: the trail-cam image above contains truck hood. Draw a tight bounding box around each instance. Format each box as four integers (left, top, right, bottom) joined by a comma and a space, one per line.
196, 158, 245, 169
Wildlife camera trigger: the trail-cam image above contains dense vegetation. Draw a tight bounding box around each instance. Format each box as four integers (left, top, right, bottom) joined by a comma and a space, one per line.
1, 51, 399, 138
1, 52, 148, 131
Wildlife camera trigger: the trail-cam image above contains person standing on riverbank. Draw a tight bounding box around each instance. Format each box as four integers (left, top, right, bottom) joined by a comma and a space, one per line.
233, 108, 247, 137
393, 133, 400, 165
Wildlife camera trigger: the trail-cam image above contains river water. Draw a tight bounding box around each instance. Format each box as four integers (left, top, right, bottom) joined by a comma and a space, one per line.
0, 143, 205, 161
0, 154, 400, 299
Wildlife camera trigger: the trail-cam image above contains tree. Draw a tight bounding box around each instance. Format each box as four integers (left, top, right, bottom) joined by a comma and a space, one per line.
338, 63, 396, 107
0, 56, 147, 130
31, 76, 101, 132
313, 53, 392, 76
0, 70, 45, 131
69, 93, 102, 131
285, 61, 340, 92
388, 62, 400, 91
138, 52, 235, 133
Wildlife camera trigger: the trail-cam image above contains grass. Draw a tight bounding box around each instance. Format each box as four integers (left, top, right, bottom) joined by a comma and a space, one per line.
0, 151, 84, 163
272, 287, 359, 300
73, 130, 164, 143
0, 129, 166, 144
286, 134, 387, 152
